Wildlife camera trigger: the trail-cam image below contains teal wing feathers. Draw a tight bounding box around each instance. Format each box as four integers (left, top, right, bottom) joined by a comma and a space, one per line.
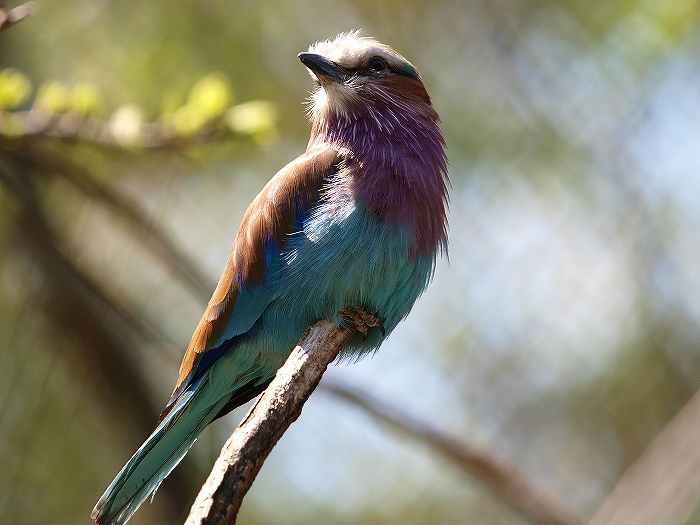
162, 145, 342, 416
92, 146, 342, 525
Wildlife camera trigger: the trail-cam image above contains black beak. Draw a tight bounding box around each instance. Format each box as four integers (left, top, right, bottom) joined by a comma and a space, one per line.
298, 52, 350, 82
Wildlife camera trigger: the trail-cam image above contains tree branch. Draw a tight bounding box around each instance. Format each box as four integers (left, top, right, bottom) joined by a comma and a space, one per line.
0, 2, 36, 33
13, 142, 217, 302
183, 311, 585, 525
588, 387, 700, 525
321, 378, 586, 525
1, 109, 234, 149
184, 319, 355, 525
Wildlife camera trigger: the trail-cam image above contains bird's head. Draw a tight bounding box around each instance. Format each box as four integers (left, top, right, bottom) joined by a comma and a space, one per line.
299, 31, 431, 124
299, 32, 448, 258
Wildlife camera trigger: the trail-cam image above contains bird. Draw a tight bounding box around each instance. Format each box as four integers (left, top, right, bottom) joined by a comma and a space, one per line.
92, 30, 449, 525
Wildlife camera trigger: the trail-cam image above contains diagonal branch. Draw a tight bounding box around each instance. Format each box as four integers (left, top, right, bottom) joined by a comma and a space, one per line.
184, 319, 355, 525
183, 315, 585, 525
321, 378, 586, 525
0, 2, 36, 33
13, 143, 216, 302
588, 387, 700, 525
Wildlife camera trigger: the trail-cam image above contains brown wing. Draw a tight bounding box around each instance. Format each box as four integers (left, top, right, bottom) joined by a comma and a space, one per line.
170, 146, 342, 398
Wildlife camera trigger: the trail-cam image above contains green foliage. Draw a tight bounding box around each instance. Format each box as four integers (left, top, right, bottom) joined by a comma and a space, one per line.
67, 82, 101, 116
0, 68, 31, 110
164, 72, 232, 136
34, 80, 101, 115
226, 100, 278, 143
1, 68, 278, 146
34, 80, 68, 113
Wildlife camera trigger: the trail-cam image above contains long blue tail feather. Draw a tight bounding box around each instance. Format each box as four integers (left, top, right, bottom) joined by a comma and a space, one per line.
92, 376, 225, 525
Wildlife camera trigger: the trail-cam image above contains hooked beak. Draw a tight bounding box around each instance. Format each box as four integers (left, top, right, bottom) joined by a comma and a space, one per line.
298, 52, 350, 82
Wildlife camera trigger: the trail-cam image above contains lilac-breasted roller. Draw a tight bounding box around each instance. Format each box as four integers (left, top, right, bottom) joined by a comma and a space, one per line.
92, 31, 448, 525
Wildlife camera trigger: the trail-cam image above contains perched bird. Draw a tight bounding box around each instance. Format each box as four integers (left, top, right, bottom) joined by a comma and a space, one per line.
92, 31, 448, 525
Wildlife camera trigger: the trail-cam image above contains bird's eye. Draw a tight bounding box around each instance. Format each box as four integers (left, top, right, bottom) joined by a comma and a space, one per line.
368, 58, 387, 72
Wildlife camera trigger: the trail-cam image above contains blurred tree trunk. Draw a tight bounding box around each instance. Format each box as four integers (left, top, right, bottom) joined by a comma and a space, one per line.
0, 153, 201, 523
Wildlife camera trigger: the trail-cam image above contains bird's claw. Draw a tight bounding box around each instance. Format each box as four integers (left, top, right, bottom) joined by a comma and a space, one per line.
340, 307, 385, 341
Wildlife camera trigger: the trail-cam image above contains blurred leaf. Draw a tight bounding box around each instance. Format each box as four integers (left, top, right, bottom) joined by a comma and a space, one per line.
226, 100, 278, 142
66, 82, 101, 116
187, 72, 232, 121
34, 80, 68, 114
0, 68, 31, 110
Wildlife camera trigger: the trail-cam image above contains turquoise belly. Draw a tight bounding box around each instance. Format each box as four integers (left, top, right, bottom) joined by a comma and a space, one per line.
266, 200, 435, 356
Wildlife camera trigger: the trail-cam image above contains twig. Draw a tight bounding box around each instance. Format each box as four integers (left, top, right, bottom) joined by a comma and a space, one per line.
184, 319, 355, 525
588, 387, 700, 525
0, 2, 36, 33
1, 109, 229, 149
321, 378, 586, 525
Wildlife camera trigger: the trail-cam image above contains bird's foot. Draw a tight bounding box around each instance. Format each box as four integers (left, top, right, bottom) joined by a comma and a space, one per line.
340, 307, 385, 340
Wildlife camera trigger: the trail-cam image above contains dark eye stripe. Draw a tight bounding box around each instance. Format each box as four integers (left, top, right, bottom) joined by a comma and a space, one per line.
397, 62, 421, 81
349, 57, 422, 82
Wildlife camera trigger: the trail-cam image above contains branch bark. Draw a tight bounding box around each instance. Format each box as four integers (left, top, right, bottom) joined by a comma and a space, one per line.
321, 378, 586, 525
0, 109, 232, 149
588, 387, 700, 525
184, 319, 355, 525
0, 2, 36, 33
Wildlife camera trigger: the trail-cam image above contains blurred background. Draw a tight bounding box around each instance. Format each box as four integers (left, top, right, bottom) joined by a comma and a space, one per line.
2, 0, 700, 524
